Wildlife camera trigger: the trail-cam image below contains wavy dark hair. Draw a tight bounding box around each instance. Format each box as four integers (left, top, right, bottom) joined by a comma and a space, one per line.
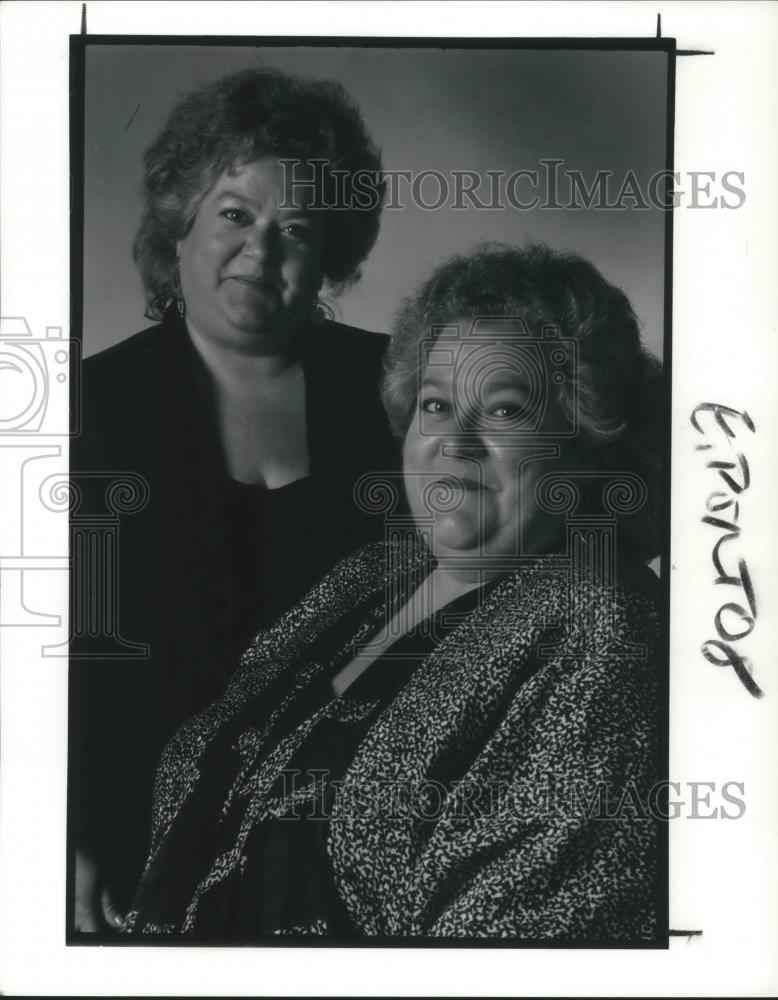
383, 243, 665, 561
134, 68, 385, 319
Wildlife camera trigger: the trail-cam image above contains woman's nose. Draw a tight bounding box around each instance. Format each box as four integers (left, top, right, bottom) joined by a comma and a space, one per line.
437, 427, 488, 459
241, 224, 277, 262
436, 403, 492, 451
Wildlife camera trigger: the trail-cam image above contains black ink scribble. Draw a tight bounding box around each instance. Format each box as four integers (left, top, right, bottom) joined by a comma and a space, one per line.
691, 402, 756, 438
691, 402, 762, 699
125, 104, 141, 131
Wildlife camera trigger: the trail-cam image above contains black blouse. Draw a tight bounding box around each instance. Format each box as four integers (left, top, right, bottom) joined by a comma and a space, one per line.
227, 476, 330, 658
126, 582, 497, 939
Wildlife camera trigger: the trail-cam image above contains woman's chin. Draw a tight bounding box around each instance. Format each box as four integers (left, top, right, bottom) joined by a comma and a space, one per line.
227, 304, 276, 333
431, 513, 487, 554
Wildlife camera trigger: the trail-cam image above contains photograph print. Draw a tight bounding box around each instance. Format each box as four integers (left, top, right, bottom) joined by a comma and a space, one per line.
69, 37, 671, 945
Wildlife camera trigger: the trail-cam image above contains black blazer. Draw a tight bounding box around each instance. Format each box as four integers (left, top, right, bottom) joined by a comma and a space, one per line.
69, 311, 400, 911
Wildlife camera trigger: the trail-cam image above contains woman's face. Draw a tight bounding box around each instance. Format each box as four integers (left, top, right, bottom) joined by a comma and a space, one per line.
176, 156, 325, 353
402, 320, 573, 574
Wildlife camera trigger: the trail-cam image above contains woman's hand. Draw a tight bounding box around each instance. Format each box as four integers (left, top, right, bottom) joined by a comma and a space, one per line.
74, 850, 124, 932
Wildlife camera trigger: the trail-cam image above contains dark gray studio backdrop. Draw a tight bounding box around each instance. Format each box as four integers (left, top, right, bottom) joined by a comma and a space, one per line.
83, 45, 667, 359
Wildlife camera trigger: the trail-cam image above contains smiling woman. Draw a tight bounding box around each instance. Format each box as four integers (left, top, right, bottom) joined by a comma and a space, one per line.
174, 155, 330, 486
70, 68, 398, 932
121, 242, 665, 943
177, 157, 326, 354
403, 329, 570, 562
384, 242, 664, 564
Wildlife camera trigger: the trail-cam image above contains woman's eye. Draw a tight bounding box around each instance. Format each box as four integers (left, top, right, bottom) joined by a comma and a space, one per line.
221, 208, 248, 224
421, 398, 451, 415
490, 404, 521, 419
282, 223, 312, 241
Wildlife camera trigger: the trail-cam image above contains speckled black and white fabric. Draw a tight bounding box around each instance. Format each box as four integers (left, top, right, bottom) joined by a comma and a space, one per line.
122, 536, 662, 942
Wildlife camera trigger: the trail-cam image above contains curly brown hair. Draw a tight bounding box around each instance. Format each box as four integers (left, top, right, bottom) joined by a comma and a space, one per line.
134, 68, 385, 319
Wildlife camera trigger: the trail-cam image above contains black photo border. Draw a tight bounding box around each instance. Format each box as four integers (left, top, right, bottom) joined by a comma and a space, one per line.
67, 32, 675, 951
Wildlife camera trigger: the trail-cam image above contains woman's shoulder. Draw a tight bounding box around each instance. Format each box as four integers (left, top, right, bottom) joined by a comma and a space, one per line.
75, 319, 192, 467
600, 557, 662, 636
488, 553, 660, 612
475, 554, 661, 678
82, 320, 181, 383
307, 319, 389, 369
277, 536, 427, 620
244, 537, 427, 653
321, 318, 389, 346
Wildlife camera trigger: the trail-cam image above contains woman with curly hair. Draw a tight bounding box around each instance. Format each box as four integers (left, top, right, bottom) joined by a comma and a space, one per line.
71, 68, 397, 930
121, 243, 666, 943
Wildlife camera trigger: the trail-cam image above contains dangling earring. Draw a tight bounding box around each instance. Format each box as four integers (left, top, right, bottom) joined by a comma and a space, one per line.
311, 298, 333, 326
159, 293, 183, 318
174, 259, 185, 319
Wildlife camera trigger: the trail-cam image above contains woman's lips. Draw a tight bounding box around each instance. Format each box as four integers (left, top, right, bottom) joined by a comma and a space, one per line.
224, 274, 282, 292
434, 474, 487, 491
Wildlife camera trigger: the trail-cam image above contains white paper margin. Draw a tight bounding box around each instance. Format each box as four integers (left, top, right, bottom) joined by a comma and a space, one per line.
1, 1, 776, 996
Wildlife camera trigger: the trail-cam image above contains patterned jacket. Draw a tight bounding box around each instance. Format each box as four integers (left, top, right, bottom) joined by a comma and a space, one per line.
124, 536, 663, 942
